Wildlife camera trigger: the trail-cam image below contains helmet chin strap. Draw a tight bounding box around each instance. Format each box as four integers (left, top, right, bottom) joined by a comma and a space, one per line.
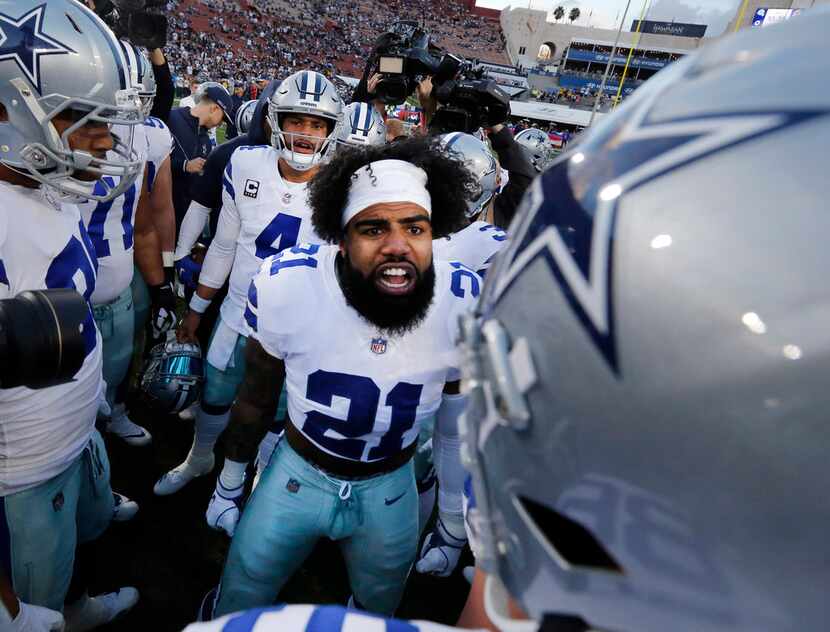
483, 574, 538, 632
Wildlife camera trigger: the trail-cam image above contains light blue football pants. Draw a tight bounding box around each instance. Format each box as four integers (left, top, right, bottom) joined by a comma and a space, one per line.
0, 430, 114, 611
93, 287, 134, 406
215, 439, 418, 616
202, 321, 288, 422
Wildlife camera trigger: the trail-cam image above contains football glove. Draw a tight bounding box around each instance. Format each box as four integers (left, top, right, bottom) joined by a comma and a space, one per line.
206, 476, 245, 537
147, 280, 178, 343
175, 255, 202, 296
416, 516, 467, 577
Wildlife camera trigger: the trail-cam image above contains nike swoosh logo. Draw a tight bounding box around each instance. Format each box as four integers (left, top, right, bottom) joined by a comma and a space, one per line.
384, 491, 407, 506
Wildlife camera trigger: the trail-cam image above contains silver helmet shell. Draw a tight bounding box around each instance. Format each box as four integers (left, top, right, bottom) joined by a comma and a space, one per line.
440, 132, 499, 219
267, 70, 343, 171
0, 0, 143, 201
235, 99, 258, 135
120, 41, 156, 119
140, 340, 205, 414
461, 10, 830, 632
337, 102, 386, 149
515, 127, 556, 172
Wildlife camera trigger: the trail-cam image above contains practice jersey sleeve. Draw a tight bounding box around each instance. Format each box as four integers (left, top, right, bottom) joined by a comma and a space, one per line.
182, 604, 482, 632
199, 163, 242, 289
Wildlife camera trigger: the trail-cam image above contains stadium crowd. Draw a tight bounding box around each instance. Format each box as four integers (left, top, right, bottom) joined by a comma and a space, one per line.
165, 0, 506, 91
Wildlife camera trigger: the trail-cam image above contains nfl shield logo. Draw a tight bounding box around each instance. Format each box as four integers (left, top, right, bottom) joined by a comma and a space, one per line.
370, 338, 387, 354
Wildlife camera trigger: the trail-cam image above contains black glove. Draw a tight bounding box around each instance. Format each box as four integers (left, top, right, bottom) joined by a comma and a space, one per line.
147, 280, 178, 344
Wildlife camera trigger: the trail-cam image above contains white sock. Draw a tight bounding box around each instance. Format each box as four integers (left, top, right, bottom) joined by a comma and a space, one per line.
189, 407, 229, 462
418, 481, 436, 535
219, 459, 247, 491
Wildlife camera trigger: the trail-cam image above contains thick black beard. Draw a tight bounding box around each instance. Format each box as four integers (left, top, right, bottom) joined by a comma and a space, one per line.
337, 252, 435, 338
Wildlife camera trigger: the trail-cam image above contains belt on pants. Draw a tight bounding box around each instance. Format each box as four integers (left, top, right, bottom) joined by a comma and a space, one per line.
285, 419, 415, 481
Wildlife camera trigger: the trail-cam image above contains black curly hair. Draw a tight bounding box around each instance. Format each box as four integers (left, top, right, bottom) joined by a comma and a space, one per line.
309, 136, 475, 242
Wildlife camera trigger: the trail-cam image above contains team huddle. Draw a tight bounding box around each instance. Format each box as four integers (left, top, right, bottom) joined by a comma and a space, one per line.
2, 0, 829, 631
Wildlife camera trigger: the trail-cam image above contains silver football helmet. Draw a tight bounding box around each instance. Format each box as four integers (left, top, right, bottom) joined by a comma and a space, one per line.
515, 127, 556, 172
140, 340, 205, 414
267, 70, 343, 171
337, 102, 386, 149
0, 0, 143, 201
461, 10, 830, 632
120, 40, 156, 118
440, 132, 499, 219
235, 99, 257, 134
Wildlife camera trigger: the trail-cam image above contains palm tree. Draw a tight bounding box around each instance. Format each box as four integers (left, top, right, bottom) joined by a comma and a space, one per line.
553, 6, 565, 22
569, 7, 581, 23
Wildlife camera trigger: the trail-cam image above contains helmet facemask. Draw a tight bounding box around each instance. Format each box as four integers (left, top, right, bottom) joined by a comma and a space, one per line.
268, 109, 340, 172
4, 79, 144, 202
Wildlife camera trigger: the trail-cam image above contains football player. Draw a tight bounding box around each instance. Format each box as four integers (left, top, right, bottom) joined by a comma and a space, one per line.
154, 70, 343, 496
336, 102, 386, 150
433, 132, 508, 278
0, 0, 141, 626
186, 8, 830, 632
412, 133, 509, 553
205, 137, 475, 615
77, 41, 175, 447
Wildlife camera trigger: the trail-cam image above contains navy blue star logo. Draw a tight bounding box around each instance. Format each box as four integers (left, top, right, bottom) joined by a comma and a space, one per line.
0, 4, 75, 94
486, 83, 828, 376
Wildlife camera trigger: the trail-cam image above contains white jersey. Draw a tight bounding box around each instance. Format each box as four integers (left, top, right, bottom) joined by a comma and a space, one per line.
433, 221, 506, 277
143, 116, 174, 192
245, 244, 480, 463
183, 604, 479, 632
0, 183, 103, 497
78, 124, 149, 304
203, 145, 322, 338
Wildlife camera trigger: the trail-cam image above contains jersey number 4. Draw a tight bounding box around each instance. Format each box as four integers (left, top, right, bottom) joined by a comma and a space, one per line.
304, 370, 423, 461
255, 213, 302, 258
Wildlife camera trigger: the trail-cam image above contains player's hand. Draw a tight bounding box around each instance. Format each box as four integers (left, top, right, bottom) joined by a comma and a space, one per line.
185, 158, 206, 174
8, 601, 65, 632
175, 255, 202, 294
177, 310, 201, 344
148, 280, 178, 344
206, 478, 245, 537
415, 518, 467, 577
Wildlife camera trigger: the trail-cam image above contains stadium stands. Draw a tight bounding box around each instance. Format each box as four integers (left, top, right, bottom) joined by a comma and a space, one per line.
166, 0, 507, 89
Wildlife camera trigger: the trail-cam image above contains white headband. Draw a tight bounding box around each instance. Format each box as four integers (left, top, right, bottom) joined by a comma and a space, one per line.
341, 159, 432, 228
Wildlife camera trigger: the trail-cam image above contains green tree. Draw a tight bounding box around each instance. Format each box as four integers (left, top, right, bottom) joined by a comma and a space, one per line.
553, 5, 565, 22
569, 7, 581, 23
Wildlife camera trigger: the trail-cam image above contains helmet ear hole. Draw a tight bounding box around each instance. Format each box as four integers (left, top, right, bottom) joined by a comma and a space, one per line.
516, 495, 623, 573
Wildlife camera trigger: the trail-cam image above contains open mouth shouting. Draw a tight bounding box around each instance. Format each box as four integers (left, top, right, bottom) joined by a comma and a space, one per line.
374, 260, 417, 296
291, 137, 318, 155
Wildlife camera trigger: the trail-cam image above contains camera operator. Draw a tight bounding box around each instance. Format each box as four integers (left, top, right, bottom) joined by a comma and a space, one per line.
147, 47, 174, 122
82, 1, 173, 121
415, 76, 535, 230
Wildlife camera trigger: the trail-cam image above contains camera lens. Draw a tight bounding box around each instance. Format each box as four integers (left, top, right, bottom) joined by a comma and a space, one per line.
0, 289, 89, 389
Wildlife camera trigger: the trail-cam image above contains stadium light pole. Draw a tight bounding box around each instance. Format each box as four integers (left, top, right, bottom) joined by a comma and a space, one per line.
588, 0, 633, 127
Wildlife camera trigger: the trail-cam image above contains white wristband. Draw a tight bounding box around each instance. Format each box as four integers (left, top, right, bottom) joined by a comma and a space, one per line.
189, 293, 211, 314
162, 251, 175, 267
